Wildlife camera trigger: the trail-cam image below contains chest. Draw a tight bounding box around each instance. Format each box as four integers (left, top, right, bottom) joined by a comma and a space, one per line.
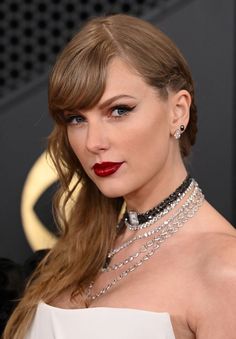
87, 241, 198, 339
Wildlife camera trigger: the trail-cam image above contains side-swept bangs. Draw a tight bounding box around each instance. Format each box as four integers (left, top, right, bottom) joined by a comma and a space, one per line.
48, 30, 117, 124
48, 14, 197, 156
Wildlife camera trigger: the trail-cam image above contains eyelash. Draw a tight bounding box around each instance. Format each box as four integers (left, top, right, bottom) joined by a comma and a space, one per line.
110, 104, 135, 118
64, 104, 135, 125
64, 115, 85, 125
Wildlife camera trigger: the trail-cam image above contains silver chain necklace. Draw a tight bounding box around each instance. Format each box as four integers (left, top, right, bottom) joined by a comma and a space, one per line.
108, 180, 198, 259
86, 184, 204, 302
124, 178, 194, 231
103, 185, 202, 273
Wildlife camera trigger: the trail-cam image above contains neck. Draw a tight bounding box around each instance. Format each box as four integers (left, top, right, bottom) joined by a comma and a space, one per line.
124, 164, 188, 213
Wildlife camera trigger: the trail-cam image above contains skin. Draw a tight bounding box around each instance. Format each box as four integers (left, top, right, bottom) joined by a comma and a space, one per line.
56, 58, 236, 339
66, 58, 190, 211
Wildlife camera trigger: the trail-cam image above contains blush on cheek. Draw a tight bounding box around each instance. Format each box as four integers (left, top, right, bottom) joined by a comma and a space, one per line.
67, 134, 83, 160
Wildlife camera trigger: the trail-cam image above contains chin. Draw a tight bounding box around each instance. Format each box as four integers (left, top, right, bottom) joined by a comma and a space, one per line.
99, 188, 123, 199
96, 183, 128, 199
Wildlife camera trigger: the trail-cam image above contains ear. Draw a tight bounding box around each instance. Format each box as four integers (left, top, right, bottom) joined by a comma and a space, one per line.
169, 90, 191, 136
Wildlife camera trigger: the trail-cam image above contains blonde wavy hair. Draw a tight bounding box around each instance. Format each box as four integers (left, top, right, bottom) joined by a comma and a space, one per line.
3, 14, 197, 339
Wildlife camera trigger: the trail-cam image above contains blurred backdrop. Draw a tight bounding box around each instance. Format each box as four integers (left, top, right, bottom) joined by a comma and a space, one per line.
0, 0, 235, 263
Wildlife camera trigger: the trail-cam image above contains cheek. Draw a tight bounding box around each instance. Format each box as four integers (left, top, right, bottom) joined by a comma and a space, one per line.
124, 116, 170, 163
67, 130, 85, 161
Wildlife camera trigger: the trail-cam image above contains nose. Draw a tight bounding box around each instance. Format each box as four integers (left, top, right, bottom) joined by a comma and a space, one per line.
86, 120, 109, 153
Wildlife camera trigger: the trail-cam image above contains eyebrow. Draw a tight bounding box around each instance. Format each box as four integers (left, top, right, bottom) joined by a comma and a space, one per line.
98, 95, 136, 109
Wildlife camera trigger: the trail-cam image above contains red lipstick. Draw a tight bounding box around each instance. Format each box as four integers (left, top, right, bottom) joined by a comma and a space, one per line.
93, 162, 124, 177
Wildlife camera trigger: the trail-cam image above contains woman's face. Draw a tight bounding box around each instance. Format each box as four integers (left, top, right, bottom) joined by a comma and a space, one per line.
66, 58, 184, 202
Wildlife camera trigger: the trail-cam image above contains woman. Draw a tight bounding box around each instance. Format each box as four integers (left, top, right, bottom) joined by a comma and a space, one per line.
4, 14, 236, 339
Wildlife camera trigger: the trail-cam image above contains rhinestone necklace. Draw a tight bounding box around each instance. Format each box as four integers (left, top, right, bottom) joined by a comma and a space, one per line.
122, 178, 194, 232
108, 180, 198, 259
123, 175, 192, 230
86, 184, 204, 302
103, 184, 202, 272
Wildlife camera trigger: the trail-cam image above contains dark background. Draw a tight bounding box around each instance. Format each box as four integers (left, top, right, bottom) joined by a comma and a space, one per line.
0, 0, 235, 263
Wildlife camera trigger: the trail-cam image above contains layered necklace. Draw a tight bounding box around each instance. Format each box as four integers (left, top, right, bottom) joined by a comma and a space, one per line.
85, 177, 204, 303
123, 174, 192, 231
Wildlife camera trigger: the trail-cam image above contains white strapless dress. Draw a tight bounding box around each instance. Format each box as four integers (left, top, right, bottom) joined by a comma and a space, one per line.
26, 302, 176, 339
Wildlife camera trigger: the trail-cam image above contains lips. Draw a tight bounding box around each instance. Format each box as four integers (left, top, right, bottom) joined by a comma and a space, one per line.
93, 162, 124, 177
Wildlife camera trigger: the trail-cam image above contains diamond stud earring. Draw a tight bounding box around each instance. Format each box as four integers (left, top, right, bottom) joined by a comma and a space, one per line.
174, 125, 185, 139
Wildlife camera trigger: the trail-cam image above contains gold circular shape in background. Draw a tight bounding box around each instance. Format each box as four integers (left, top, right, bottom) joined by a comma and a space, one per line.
21, 152, 58, 250
21, 152, 125, 251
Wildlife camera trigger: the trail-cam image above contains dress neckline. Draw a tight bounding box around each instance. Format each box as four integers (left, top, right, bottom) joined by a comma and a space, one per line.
40, 301, 171, 317
27, 301, 176, 339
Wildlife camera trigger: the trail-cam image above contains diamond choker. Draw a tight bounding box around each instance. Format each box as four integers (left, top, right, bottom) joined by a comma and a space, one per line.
123, 175, 192, 231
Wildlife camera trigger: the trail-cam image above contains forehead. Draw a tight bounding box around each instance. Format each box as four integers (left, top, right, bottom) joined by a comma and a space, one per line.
100, 58, 155, 102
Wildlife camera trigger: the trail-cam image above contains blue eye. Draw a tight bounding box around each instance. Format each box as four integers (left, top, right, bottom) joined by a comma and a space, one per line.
111, 105, 135, 118
64, 115, 86, 125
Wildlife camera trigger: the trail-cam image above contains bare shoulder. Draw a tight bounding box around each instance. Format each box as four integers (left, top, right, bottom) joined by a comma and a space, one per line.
201, 230, 236, 284
198, 202, 236, 270
194, 201, 236, 282
189, 202, 236, 338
